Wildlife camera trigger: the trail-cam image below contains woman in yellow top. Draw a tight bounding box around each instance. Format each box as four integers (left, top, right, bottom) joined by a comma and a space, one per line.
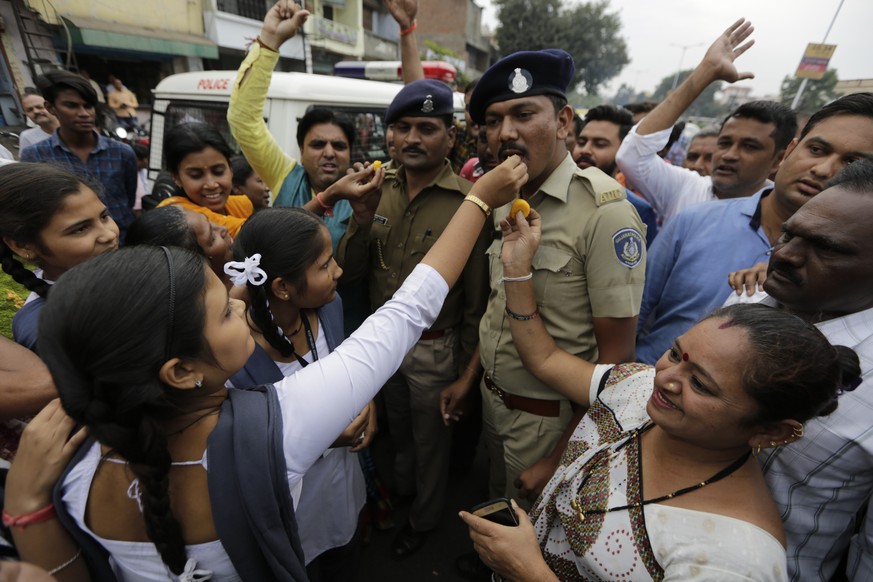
157, 123, 254, 237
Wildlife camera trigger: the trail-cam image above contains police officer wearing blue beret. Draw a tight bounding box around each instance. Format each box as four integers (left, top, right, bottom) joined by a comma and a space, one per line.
336, 79, 492, 559
469, 50, 648, 512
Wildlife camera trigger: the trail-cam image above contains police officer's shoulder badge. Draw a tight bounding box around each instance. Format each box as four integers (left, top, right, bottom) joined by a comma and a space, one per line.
421, 94, 434, 113
612, 228, 643, 268
508, 68, 532, 94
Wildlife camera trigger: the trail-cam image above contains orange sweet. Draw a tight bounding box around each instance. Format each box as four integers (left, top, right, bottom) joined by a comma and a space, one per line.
372, 160, 382, 170
510, 199, 530, 219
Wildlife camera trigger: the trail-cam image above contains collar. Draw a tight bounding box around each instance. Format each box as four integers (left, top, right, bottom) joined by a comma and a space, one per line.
746, 188, 773, 231
49, 130, 106, 154
394, 159, 466, 194
816, 304, 873, 339
528, 153, 576, 203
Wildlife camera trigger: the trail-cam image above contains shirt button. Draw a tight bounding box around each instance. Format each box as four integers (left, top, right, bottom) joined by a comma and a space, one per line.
398, 243, 403, 248
391, 272, 397, 279
405, 212, 411, 217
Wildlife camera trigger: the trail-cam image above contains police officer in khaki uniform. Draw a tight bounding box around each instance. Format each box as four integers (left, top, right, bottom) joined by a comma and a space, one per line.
468, 49, 646, 509
337, 79, 491, 559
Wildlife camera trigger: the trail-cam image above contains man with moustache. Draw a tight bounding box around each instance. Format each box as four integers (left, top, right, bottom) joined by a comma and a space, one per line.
635, 26, 873, 364
466, 49, 645, 511
759, 159, 873, 582
720, 158, 873, 581
18, 90, 59, 150
682, 127, 718, 176
337, 79, 491, 559
572, 104, 659, 245
20, 70, 137, 242
616, 21, 796, 223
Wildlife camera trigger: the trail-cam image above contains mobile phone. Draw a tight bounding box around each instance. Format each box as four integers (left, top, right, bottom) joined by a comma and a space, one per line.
471, 497, 519, 527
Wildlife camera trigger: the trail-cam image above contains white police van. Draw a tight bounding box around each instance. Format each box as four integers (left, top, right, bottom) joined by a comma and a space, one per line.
149, 70, 464, 187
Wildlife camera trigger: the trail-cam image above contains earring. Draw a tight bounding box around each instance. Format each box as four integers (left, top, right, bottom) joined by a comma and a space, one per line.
753, 445, 761, 457
283, 294, 289, 300
194, 379, 203, 389
769, 440, 777, 447
792, 424, 805, 439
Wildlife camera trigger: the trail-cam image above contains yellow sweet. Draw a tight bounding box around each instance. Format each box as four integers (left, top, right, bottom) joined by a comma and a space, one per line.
372, 160, 382, 170
510, 199, 531, 219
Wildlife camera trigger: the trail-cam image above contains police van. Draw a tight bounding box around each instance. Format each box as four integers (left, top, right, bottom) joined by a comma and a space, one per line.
149, 69, 465, 186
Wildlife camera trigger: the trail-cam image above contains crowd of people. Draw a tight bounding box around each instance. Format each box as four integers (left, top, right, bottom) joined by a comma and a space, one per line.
0, 0, 871, 580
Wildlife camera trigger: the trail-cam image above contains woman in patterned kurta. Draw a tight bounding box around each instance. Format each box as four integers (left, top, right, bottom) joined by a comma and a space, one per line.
461, 210, 859, 581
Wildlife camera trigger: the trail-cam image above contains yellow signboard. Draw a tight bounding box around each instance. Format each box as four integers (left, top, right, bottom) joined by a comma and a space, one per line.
795, 43, 837, 80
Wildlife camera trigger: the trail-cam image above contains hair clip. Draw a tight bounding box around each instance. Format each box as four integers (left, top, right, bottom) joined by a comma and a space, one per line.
224, 254, 268, 287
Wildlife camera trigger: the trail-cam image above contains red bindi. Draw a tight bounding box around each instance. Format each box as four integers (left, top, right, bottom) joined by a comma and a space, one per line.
682, 352, 689, 362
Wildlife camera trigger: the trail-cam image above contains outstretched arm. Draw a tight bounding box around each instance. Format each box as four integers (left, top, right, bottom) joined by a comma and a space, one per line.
637, 18, 755, 137
0, 336, 57, 419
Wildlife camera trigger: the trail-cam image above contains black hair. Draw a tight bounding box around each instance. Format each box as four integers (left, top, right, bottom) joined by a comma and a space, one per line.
704, 304, 860, 424
232, 208, 325, 358
689, 126, 720, 143
164, 122, 234, 177
581, 104, 635, 141
132, 143, 149, 160
126, 206, 204, 258
22, 86, 41, 96
799, 92, 873, 142
0, 163, 93, 298
230, 155, 254, 187
623, 101, 658, 116
35, 70, 98, 107
546, 94, 569, 118
721, 100, 797, 152
572, 114, 583, 138
38, 246, 211, 575
296, 108, 355, 149
827, 157, 873, 192
464, 79, 479, 95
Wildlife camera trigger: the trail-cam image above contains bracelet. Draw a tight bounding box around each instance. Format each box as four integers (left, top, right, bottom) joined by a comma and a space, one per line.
505, 306, 539, 321
502, 273, 532, 282
464, 194, 492, 217
255, 36, 279, 53
316, 192, 334, 217
48, 548, 82, 575
399, 20, 417, 36
2, 504, 56, 531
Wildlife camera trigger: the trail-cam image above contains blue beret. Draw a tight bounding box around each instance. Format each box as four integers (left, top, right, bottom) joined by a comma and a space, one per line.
385, 79, 454, 124
468, 49, 575, 125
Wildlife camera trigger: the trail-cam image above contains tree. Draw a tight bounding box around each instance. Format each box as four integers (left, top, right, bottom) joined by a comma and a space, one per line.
494, 0, 629, 94
651, 69, 725, 118
779, 69, 839, 114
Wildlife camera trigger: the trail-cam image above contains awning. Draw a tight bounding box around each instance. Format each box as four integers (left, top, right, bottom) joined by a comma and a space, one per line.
60, 16, 218, 60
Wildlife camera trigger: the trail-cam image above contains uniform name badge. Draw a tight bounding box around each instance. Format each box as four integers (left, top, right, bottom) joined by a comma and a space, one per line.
612, 228, 643, 268
373, 214, 389, 225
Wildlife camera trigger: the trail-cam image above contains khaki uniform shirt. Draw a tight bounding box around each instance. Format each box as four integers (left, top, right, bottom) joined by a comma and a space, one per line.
479, 154, 646, 400
337, 160, 490, 362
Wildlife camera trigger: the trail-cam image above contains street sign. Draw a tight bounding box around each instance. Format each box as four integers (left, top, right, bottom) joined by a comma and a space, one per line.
795, 43, 837, 80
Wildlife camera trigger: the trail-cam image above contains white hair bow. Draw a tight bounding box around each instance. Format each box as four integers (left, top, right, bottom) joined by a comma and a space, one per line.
224, 253, 268, 287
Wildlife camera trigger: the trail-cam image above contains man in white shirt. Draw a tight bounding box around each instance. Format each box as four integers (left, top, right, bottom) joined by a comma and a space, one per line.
756, 155, 873, 581
616, 22, 796, 222
18, 92, 58, 150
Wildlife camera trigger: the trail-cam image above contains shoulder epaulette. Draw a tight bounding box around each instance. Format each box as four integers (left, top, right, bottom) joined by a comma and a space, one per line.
574, 166, 627, 206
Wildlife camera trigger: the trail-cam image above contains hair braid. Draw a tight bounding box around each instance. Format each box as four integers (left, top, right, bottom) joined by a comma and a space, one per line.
247, 283, 295, 358
0, 245, 50, 298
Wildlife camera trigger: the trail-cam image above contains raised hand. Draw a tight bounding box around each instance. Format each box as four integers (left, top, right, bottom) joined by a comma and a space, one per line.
383, 0, 417, 30
469, 155, 528, 210
260, 0, 311, 50
699, 18, 756, 83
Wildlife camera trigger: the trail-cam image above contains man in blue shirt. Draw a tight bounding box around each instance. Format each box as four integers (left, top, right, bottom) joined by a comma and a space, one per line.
21, 70, 137, 242
637, 89, 873, 363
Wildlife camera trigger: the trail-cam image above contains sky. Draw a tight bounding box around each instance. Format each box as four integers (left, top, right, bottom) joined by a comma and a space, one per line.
476, 0, 873, 99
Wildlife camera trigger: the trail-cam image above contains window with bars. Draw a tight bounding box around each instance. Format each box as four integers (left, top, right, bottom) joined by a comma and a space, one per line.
216, 0, 271, 21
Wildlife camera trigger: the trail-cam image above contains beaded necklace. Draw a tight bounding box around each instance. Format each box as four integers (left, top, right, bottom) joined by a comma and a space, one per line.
569, 423, 751, 522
